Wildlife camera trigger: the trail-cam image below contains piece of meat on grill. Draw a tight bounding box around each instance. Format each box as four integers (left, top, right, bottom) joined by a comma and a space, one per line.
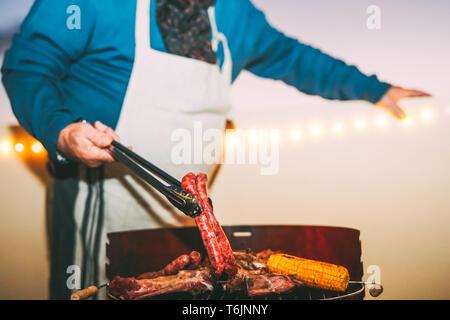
246, 274, 304, 296
255, 249, 280, 263
137, 251, 202, 280
224, 268, 305, 296
109, 268, 215, 300
226, 249, 305, 296
233, 248, 279, 271
225, 269, 263, 292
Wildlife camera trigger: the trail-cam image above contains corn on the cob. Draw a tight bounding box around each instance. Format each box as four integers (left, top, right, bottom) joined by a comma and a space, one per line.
267, 253, 350, 292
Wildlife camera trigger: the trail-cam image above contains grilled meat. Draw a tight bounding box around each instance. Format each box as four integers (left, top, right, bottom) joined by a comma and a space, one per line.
181, 173, 238, 276
246, 273, 302, 296
110, 249, 305, 299
109, 267, 215, 300
137, 251, 201, 280
226, 250, 304, 295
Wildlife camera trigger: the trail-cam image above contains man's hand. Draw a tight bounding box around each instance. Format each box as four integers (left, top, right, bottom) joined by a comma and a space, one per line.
57, 121, 119, 168
376, 86, 431, 120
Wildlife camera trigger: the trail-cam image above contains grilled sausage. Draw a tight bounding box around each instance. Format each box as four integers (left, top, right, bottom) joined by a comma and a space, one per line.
137, 254, 190, 280
181, 173, 198, 197
188, 251, 202, 269
194, 214, 224, 276
196, 173, 238, 276
182, 173, 224, 276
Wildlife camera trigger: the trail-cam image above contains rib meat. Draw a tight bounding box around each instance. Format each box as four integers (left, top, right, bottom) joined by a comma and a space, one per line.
109, 268, 215, 300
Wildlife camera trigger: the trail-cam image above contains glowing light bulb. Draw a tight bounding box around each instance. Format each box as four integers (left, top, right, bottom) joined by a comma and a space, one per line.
400, 116, 414, 127
289, 128, 302, 141
225, 130, 236, 139
0, 140, 13, 155
15, 143, 24, 153
225, 136, 236, 150
375, 116, 388, 129
309, 124, 324, 137
331, 122, 344, 134
353, 118, 367, 131
247, 130, 259, 146
270, 130, 280, 142
421, 109, 434, 122
32, 142, 44, 153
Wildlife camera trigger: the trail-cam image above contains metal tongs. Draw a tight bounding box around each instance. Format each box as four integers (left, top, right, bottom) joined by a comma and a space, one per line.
109, 141, 202, 218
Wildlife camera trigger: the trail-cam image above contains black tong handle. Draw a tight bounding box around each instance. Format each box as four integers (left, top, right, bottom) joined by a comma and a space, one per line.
111, 141, 180, 187
109, 141, 202, 218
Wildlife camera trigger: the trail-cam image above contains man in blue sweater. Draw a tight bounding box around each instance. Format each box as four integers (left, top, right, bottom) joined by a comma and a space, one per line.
1, 0, 428, 299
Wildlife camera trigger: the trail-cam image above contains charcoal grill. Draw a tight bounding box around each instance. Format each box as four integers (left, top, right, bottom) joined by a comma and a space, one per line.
106, 225, 369, 300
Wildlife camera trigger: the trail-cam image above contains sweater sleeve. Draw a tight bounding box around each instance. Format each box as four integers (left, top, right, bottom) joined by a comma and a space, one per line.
1, 0, 95, 162
238, 0, 391, 103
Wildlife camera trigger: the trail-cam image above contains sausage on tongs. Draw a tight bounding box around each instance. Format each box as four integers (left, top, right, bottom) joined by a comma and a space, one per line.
107, 142, 231, 277
182, 173, 225, 276
195, 174, 238, 276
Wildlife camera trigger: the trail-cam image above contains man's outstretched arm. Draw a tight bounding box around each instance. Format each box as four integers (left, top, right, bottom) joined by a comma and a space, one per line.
234, 0, 430, 119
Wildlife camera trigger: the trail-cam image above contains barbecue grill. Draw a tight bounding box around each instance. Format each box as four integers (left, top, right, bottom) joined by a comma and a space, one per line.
105, 225, 373, 300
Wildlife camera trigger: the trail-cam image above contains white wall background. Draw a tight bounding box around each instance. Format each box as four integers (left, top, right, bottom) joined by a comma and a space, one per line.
214, 0, 450, 300
0, 0, 449, 299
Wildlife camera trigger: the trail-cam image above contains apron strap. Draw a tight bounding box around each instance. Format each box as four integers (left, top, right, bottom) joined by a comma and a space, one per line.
207, 6, 233, 85
135, 0, 152, 53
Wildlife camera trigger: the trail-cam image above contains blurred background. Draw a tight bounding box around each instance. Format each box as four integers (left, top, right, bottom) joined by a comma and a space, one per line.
0, 0, 449, 299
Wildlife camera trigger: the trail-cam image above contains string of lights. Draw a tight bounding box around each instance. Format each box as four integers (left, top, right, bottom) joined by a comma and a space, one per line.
285, 108, 435, 142
0, 139, 45, 156
225, 106, 443, 147
0, 106, 446, 157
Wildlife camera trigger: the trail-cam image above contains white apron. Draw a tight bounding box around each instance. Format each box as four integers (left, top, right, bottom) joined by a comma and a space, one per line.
71, 0, 232, 295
